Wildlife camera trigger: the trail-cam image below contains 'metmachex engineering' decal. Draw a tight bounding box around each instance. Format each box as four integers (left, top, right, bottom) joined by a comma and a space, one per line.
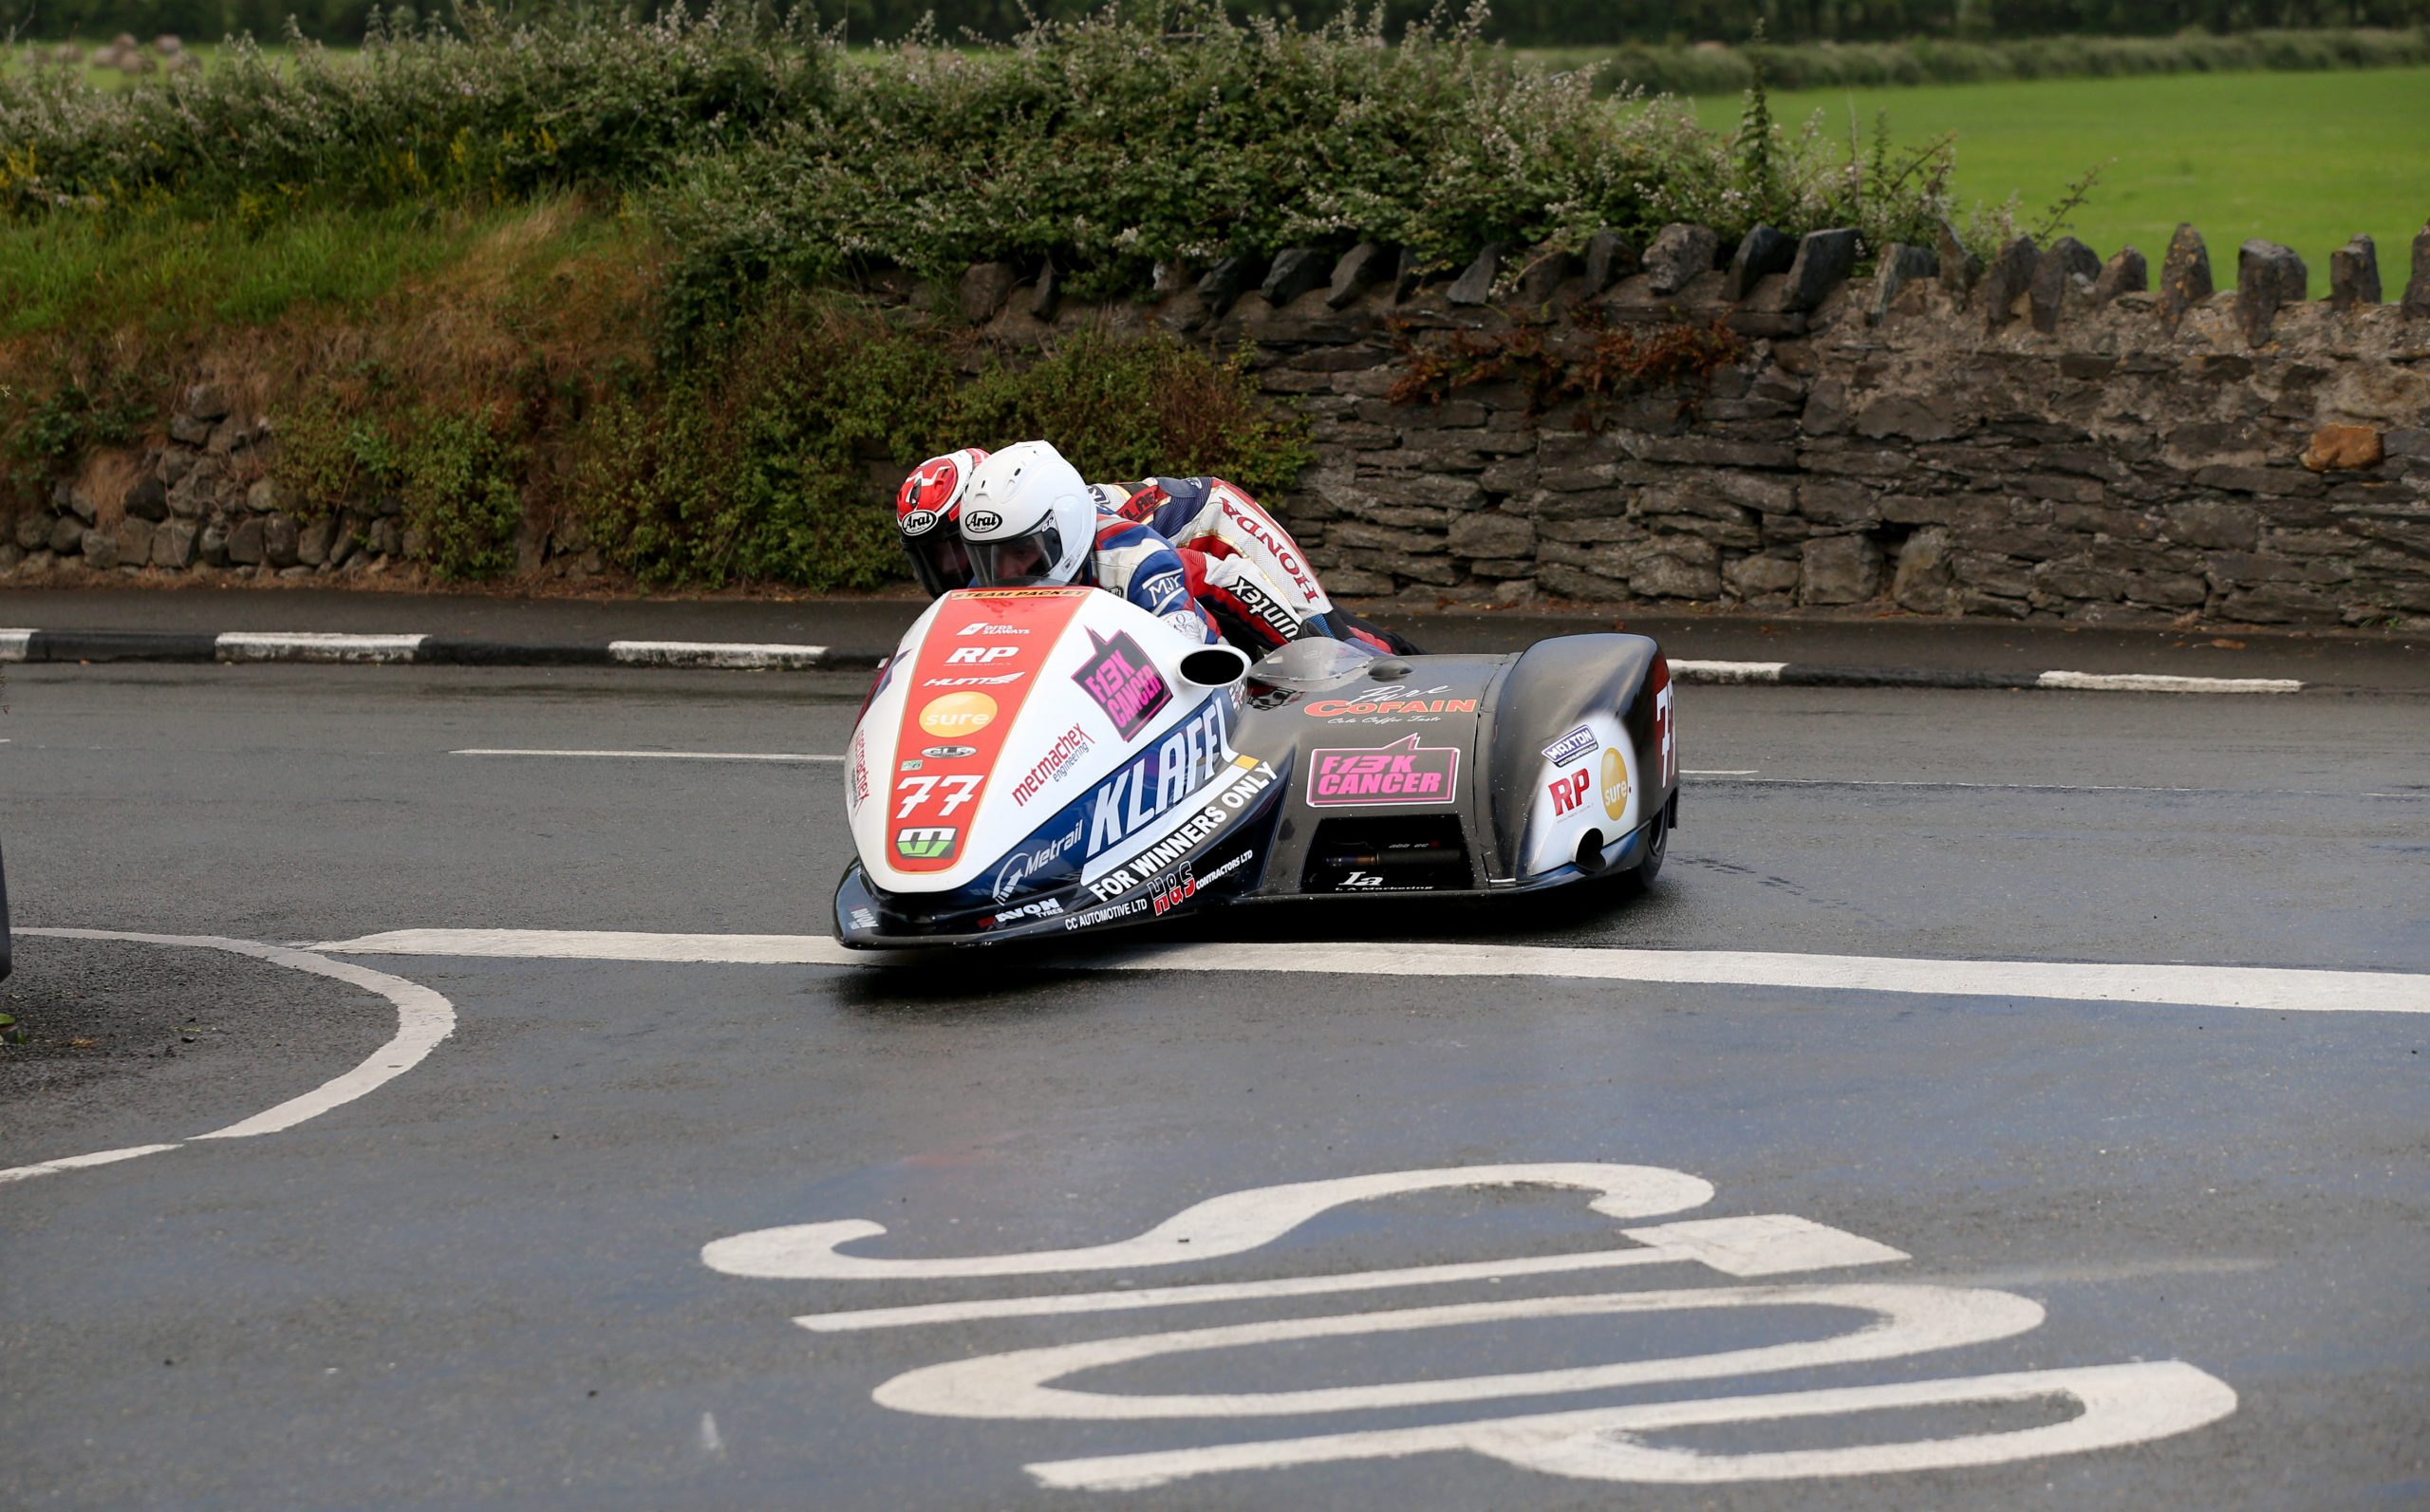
888, 589, 1093, 874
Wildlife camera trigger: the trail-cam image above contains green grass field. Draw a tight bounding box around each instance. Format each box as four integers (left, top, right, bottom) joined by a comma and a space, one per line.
1692, 66, 2430, 297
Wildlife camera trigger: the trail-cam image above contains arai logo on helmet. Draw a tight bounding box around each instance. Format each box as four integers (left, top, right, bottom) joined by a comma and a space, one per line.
919, 692, 997, 737
964, 509, 1004, 533
900, 508, 941, 536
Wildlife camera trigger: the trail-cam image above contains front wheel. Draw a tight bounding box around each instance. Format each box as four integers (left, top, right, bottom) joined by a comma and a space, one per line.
1618, 800, 1668, 895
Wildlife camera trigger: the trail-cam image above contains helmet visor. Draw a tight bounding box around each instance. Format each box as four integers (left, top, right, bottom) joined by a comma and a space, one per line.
903, 530, 971, 597
968, 518, 1075, 588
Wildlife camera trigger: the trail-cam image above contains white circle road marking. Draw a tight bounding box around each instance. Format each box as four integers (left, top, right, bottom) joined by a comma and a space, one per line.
0, 930, 456, 1186
309, 929, 2430, 1017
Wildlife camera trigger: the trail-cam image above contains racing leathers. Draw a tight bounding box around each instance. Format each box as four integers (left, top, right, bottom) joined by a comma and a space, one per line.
1093, 476, 1418, 656
1072, 511, 1221, 646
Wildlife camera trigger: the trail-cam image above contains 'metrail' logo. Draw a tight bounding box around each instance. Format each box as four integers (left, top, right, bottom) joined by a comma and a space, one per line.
1306, 735, 1460, 807
1073, 630, 1171, 740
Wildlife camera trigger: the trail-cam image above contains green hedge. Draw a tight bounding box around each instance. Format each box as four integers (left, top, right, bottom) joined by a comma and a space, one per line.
256, 296, 1314, 588
0, 8, 832, 217
13, 0, 2430, 48
570, 302, 1315, 589
649, 6, 1959, 332
2, 6, 1961, 309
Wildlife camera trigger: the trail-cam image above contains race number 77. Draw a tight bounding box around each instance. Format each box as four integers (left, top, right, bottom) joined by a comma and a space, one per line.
897, 774, 983, 819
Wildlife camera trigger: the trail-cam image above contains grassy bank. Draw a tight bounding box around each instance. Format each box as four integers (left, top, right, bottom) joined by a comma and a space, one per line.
1529, 26, 2430, 95
1692, 66, 2430, 296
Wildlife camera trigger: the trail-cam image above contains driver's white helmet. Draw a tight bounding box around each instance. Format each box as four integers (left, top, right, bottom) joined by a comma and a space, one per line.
959, 440, 1097, 588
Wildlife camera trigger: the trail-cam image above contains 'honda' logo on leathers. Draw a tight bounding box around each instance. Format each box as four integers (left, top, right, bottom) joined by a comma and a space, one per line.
1305, 735, 1460, 806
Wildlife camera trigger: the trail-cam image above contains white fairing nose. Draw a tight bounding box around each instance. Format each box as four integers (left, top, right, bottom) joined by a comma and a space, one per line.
848, 587, 1245, 897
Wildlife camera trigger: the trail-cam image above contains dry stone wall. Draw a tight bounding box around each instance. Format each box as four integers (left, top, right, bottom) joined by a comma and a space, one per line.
7, 219, 2427, 628
978, 219, 2430, 628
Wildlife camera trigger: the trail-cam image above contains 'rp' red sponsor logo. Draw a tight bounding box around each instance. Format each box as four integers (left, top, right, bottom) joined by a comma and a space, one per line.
1306, 735, 1460, 807
1073, 630, 1171, 740
1546, 768, 1591, 816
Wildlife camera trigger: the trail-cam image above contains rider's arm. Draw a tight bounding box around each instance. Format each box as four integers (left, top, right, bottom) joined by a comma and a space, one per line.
1092, 515, 1219, 644
1176, 547, 1309, 652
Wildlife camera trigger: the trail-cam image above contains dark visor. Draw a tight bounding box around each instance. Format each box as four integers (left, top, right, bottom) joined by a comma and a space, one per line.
969, 519, 1073, 588
903, 531, 972, 597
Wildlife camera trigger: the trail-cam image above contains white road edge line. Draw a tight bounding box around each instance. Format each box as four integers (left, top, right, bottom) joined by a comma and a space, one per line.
0, 930, 457, 1186
215, 631, 430, 664
307, 929, 2430, 1017
2035, 670, 2303, 695
451, 748, 845, 762
607, 641, 827, 669
1669, 660, 1785, 683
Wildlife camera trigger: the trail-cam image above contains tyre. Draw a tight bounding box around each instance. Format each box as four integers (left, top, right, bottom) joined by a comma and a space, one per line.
1617, 801, 1668, 895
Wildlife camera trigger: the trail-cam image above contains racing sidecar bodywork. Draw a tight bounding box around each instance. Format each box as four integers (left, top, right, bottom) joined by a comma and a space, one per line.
834, 587, 1676, 947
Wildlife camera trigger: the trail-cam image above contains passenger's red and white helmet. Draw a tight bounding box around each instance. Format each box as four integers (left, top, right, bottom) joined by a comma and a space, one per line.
895, 448, 990, 597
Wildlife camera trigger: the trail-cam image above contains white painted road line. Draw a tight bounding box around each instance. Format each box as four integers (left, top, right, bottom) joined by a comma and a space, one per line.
0, 1144, 181, 1185
2036, 670, 2303, 695
708, 1164, 1713, 1280
0, 628, 32, 662
607, 641, 828, 670
1671, 660, 1786, 683
789, 1214, 1907, 1333
319, 928, 862, 963
870, 1283, 2047, 1421
1702, 776, 2422, 799
1024, 1361, 2237, 1490
310, 929, 2430, 1016
451, 748, 846, 763
215, 631, 430, 663
0, 931, 458, 1186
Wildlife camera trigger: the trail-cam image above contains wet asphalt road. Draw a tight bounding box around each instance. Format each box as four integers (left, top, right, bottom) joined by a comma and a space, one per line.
1, 662, 2425, 1510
